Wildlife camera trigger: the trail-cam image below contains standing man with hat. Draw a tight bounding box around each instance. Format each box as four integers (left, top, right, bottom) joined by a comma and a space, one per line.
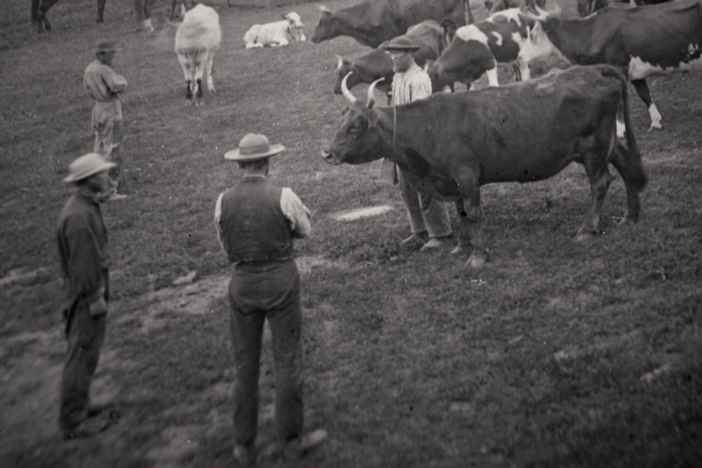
84, 40, 128, 198
380, 36, 453, 250
56, 153, 118, 440
214, 134, 327, 466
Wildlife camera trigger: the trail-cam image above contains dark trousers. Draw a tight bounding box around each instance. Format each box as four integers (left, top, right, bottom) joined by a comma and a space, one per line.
228, 260, 304, 446
59, 298, 106, 433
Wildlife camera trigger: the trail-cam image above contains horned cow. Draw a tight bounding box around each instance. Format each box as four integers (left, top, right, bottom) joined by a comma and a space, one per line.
174, 4, 222, 105
322, 66, 647, 268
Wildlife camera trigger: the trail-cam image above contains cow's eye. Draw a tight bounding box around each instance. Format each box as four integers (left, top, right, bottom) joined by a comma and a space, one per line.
349, 119, 367, 133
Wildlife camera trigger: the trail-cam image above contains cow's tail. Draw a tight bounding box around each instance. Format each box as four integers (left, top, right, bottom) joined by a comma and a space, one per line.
598, 64, 647, 190
31, 0, 40, 23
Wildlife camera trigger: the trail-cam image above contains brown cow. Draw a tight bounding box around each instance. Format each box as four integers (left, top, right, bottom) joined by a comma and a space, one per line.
322, 65, 646, 267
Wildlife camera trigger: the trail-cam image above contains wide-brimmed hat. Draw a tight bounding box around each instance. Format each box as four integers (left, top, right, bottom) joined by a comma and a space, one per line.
95, 41, 117, 54
224, 133, 285, 162
63, 153, 116, 183
381, 36, 421, 52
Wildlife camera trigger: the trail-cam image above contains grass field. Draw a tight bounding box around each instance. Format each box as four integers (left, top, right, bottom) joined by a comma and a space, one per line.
0, 0, 701, 466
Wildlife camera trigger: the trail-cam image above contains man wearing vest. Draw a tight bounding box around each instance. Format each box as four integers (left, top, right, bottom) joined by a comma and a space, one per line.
57, 153, 118, 440
214, 134, 327, 466
379, 36, 453, 251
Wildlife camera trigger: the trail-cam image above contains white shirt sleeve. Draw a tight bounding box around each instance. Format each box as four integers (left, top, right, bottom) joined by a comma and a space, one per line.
214, 193, 225, 250
411, 72, 432, 101
280, 187, 311, 239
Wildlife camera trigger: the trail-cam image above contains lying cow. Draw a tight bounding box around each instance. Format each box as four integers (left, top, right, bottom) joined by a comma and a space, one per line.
333, 20, 448, 96
427, 8, 544, 92
243, 12, 306, 49
527, 0, 702, 131
174, 4, 222, 105
311, 0, 468, 48
322, 65, 646, 268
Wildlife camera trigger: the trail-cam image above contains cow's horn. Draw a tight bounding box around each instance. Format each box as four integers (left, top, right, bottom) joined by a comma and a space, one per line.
341, 72, 357, 103
366, 78, 385, 108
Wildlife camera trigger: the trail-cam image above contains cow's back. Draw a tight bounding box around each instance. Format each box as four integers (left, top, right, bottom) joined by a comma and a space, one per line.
387, 0, 465, 35
175, 4, 221, 51
407, 66, 624, 182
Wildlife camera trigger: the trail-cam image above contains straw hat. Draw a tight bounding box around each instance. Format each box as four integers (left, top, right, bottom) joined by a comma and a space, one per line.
63, 153, 116, 183
224, 134, 285, 162
381, 36, 421, 52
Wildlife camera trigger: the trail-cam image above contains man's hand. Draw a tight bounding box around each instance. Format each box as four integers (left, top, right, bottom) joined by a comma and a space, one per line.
89, 298, 108, 316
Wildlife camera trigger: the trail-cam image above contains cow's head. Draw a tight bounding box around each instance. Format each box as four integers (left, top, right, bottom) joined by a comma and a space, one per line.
521, 6, 562, 59
311, 5, 335, 43
322, 75, 389, 165
439, 18, 458, 51
333, 56, 361, 94
576, 0, 608, 17
284, 12, 306, 42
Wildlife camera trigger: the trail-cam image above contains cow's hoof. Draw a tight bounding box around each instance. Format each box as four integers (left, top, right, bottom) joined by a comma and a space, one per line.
574, 231, 595, 242
195, 101, 204, 106
614, 214, 639, 226
450, 244, 466, 255
465, 253, 487, 268
648, 122, 662, 131
185, 100, 193, 106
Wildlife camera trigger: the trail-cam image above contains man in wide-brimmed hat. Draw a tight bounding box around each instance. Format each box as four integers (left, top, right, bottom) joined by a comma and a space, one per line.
214, 134, 327, 466
84, 40, 128, 195
380, 36, 453, 250
56, 153, 119, 440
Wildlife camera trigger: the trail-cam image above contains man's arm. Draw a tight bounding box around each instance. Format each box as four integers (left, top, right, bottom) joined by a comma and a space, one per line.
213, 193, 226, 251
66, 228, 106, 314
410, 71, 432, 101
102, 66, 128, 95
280, 188, 311, 239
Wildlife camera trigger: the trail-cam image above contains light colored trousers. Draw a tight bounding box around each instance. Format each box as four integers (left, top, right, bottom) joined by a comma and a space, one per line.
91, 101, 123, 179
398, 168, 452, 238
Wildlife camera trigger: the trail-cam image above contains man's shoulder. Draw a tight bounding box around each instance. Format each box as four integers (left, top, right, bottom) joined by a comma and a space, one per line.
59, 197, 94, 234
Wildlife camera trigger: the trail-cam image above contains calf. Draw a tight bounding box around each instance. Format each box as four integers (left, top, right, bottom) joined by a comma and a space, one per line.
174, 4, 222, 105
243, 12, 306, 49
333, 20, 448, 96
427, 8, 545, 92
323, 66, 646, 268
527, 0, 702, 130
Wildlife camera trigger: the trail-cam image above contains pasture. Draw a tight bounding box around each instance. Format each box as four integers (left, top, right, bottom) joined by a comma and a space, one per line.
0, 0, 701, 466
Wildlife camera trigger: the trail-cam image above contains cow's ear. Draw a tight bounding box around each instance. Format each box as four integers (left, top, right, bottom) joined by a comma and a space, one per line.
282, 14, 288, 19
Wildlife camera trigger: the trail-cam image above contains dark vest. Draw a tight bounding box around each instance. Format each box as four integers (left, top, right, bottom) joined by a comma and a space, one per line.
219, 177, 294, 264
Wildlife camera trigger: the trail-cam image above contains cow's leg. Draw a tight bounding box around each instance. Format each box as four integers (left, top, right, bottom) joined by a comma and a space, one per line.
36, 0, 59, 32
516, 58, 530, 81
205, 53, 216, 93
609, 141, 646, 225
575, 143, 613, 242
195, 79, 204, 105
631, 79, 662, 131
486, 61, 499, 87
454, 171, 487, 268
185, 81, 193, 105
96, 0, 106, 23
143, 0, 156, 31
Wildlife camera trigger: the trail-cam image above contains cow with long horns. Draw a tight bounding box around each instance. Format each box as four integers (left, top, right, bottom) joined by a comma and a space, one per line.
322, 66, 647, 267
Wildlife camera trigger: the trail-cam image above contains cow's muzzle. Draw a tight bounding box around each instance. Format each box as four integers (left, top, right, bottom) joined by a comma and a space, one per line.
320, 150, 339, 165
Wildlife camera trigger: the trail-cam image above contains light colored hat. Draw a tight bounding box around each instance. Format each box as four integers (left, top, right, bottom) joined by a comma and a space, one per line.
63, 153, 116, 183
381, 36, 421, 52
224, 133, 285, 162
95, 41, 117, 54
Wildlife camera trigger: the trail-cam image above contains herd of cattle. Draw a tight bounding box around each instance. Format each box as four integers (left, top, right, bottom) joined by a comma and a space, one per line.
31, 0, 702, 266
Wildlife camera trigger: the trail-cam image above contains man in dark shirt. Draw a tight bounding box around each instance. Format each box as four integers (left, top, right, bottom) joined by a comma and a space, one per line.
57, 152, 117, 440
215, 134, 326, 466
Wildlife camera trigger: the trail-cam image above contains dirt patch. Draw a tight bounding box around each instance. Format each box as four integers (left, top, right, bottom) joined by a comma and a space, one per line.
331, 205, 393, 221
146, 425, 205, 468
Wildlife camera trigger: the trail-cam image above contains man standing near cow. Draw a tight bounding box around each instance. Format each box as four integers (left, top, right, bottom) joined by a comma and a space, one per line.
214, 133, 327, 466
381, 37, 453, 250
84, 41, 128, 199
57, 153, 118, 440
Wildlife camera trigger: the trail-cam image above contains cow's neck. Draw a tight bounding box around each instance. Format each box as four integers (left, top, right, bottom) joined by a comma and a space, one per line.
376, 106, 432, 171
335, 3, 384, 47
547, 20, 598, 64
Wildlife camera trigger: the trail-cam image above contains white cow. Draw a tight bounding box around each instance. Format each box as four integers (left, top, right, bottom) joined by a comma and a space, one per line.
243, 12, 306, 49
174, 4, 221, 105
